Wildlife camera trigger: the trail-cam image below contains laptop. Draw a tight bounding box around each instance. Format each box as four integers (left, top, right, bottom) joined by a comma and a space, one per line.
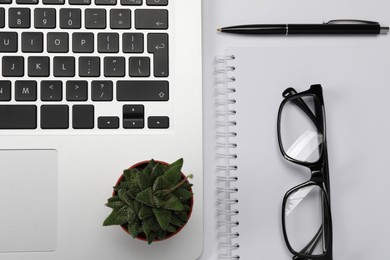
0, 0, 203, 259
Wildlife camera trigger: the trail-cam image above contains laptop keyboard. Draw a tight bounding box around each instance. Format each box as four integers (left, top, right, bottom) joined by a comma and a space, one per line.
0, 0, 170, 130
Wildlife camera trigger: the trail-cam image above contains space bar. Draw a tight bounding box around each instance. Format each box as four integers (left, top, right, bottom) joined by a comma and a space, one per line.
117, 81, 169, 101
0, 105, 37, 129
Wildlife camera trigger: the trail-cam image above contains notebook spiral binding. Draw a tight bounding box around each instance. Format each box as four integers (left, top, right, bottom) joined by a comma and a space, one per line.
214, 55, 240, 260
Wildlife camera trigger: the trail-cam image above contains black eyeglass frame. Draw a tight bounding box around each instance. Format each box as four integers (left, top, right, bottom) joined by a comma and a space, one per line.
277, 84, 333, 260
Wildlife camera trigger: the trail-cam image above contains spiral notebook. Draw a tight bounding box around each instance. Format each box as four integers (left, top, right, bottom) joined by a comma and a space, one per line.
212, 46, 390, 259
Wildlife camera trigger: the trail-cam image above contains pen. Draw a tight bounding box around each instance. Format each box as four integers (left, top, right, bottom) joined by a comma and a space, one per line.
217, 20, 390, 35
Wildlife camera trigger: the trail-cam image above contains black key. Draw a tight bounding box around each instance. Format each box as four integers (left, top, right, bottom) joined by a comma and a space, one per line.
0, 81, 11, 101
47, 32, 69, 53
28, 57, 50, 77
0, 105, 37, 129
129, 57, 150, 77
53, 57, 75, 77
69, 0, 90, 4
85, 9, 106, 29
79, 57, 100, 77
98, 33, 119, 53
72, 33, 94, 53
41, 81, 62, 101
123, 105, 144, 129
95, 0, 115, 5
0, 0, 11, 4
66, 81, 87, 101
43, 0, 64, 4
17, 0, 38, 4
147, 33, 169, 77
15, 81, 37, 101
60, 9, 81, 29
22, 32, 43, 53
121, 0, 141, 5
104, 57, 125, 77
9, 8, 30, 28
91, 81, 113, 101
117, 81, 169, 101
34, 8, 56, 29
2, 56, 24, 77
98, 117, 119, 129
135, 9, 168, 29
0, 8, 5, 28
148, 116, 169, 129
122, 33, 143, 53
0, 32, 18, 52
110, 9, 131, 29
73, 105, 94, 129
146, 0, 167, 5
41, 105, 68, 129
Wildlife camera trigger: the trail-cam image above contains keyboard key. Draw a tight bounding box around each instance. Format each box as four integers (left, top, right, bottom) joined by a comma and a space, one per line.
34, 8, 56, 29
41, 81, 62, 101
98, 117, 119, 129
110, 9, 131, 29
22, 32, 43, 53
9, 8, 30, 28
48, 32, 69, 53
91, 81, 113, 101
121, 0, 141, 5
17, 0, 38, 4
0, 32, 18, 52
72, 33, 94, 53
2, 56, 24, 77
15, 81, 37, 101
0, 81, 11, 101
69, 0, 90, 4
66, 81, 87, 101
54, 57, 75, 77
95, 0, 116, 5
73, 105, 94, 129
117, 81, 169, 101
129, 57, 150, 77
98, 33, 119, 53
135, 9, 168, 29
0, 0, 12, 4
60, 9, 81, 29
0, 8, 4, 28
104, 57, 125, 77
122, 33, 143, 53
146, 0, 167, 5
79, 57, 100, 77
0, 105, 37, 129
123, 105, 144, 129
43, 0, 64, 4
41, 105, 69, 129
147, 33, 169, 77
28, 56, 50, 77
85, 9, 106, 29
148, 116, 169, 129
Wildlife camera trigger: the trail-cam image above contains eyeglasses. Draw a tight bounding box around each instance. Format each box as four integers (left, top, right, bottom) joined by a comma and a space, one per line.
277, 84, 333, 260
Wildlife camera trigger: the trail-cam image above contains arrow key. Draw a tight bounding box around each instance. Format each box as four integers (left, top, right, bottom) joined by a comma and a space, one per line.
148, 116, 169, 129
98, 116, 119, 129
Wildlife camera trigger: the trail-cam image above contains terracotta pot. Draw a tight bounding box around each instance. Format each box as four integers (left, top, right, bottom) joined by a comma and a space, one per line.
113, 160, 194, 242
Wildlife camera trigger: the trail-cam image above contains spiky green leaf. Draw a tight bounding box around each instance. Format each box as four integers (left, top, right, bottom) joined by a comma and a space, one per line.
103, 207, 127, 226
152, 208, 172, 231
170, 215, 184, 227
146, 231, 156, 244
174, 188, 193, 202
156, 229, 167, 240
118, 189, 133, 206
138, 204, 153, 219
137, 170, 153, 191
162, 194, 184, 211
106, 196, 126, 209
175, 211, 189, 222
123, 168, 140, 181
153, 176, 170, 192
135, 187, 155, 207
128, 218, 142, 238
142, 217, 154, 236
165, 225, 177, 233
150, 163, 166, 183
161, 159, 183, 188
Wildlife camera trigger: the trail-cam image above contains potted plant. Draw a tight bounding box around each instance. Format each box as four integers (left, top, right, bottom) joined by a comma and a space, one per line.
103, 158, 194, 244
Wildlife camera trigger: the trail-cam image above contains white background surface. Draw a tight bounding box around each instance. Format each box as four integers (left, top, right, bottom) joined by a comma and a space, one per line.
200, 0, 390, 259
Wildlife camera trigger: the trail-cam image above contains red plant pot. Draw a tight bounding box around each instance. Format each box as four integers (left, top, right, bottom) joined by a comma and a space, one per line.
113, 160, 194, 242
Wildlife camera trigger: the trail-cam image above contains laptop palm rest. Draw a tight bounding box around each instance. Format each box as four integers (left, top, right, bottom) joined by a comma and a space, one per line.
0, 149, 58, 253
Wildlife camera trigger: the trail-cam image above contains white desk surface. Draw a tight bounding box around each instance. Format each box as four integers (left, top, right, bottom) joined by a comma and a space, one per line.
201, 0, 390, 259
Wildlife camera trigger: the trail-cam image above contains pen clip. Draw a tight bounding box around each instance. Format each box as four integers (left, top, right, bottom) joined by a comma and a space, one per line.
325, 19, 379, 25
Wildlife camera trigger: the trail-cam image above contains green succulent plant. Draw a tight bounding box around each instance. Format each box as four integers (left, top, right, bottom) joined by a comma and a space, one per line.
103, 158, 194, 244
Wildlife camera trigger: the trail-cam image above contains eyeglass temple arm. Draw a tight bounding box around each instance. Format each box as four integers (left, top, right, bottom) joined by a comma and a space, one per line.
282, 88, 322, 132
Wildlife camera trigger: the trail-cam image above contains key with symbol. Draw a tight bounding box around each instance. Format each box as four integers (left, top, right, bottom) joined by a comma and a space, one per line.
66, 81, 87, 101
135, 9, 168, 29
147, 33, 169, 77
41, 81, 62, 101
104, 57, 124, 77
98, 117, 119, 129
129, 57, 150, 77
91, 81, 113, 101
28, 56, 49, 77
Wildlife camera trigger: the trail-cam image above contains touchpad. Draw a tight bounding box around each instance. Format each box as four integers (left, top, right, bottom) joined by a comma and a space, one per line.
0, 150, 58, 253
